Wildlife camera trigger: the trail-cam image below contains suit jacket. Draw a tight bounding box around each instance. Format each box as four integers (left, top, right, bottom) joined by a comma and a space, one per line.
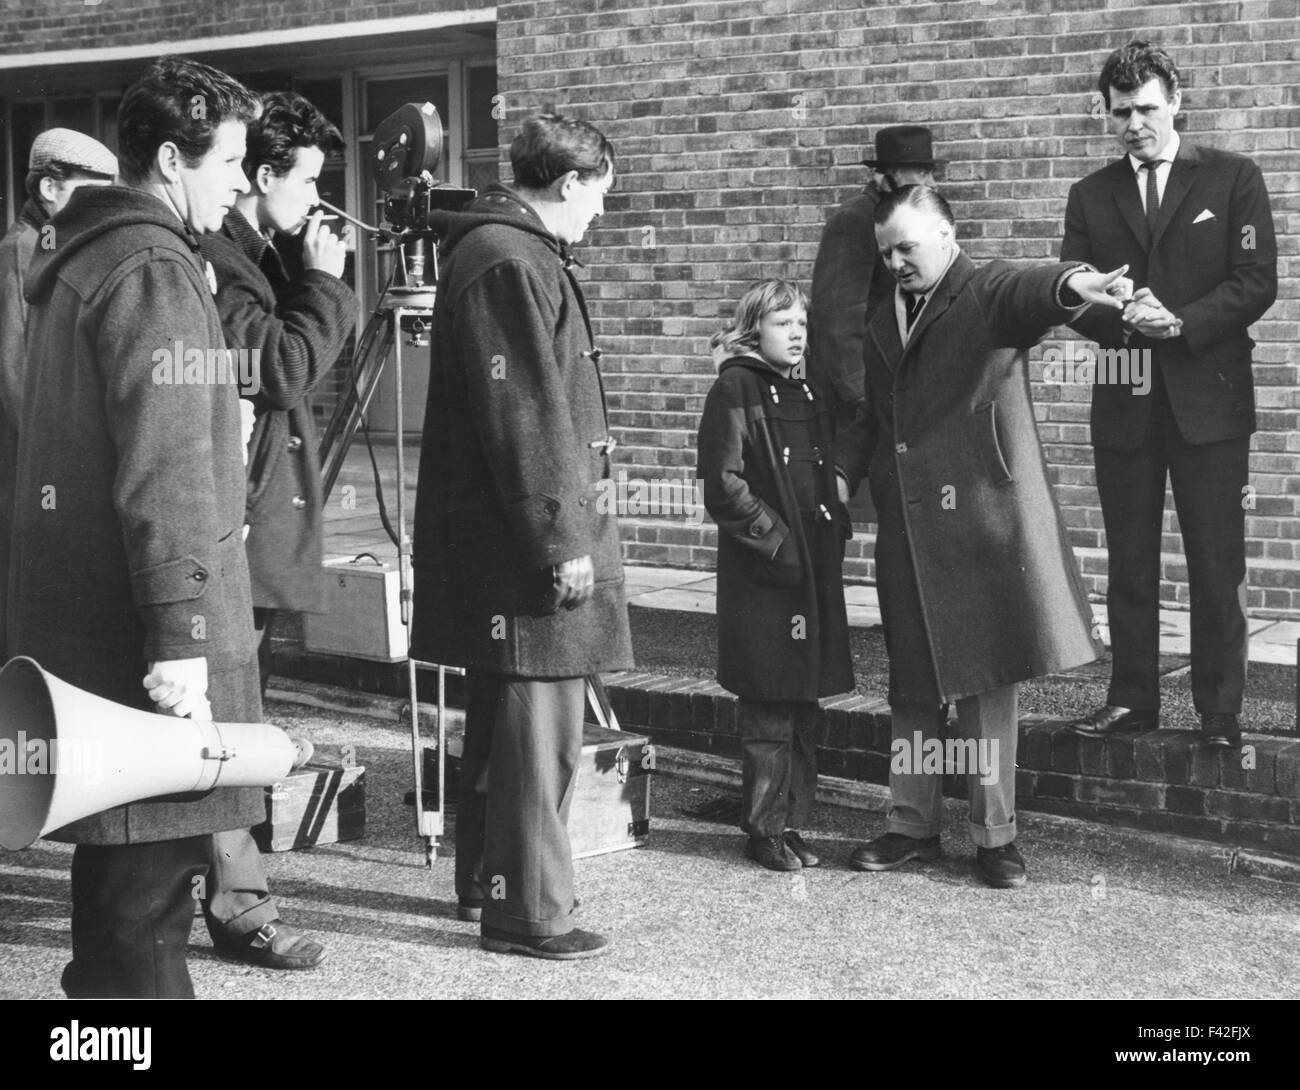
1060, 141, 1277, 450
836, 254, 1101, 705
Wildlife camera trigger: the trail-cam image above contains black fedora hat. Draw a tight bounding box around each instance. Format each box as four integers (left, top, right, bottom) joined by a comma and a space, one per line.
862, 125, 941, 169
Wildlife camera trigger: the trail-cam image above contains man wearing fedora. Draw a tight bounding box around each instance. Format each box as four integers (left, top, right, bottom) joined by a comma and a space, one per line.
0, 129, 117, 662
809, 126, 940, 432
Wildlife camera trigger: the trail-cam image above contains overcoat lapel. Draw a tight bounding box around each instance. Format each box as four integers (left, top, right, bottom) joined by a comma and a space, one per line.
896, 253, 975, 374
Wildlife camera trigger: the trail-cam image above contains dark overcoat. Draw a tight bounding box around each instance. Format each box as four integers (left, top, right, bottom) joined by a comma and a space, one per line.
698, 356, 853, 702
198, 211, 356, 613
836, 254, 1103, 706
410, 184, 633, 677
807, 184, 893, 409
0, 198, 43, 662
7, 186, 263, 844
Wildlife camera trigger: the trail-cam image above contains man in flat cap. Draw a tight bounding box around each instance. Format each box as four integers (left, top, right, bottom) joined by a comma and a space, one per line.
0, 128, 117, 660
809, 126, 940, 437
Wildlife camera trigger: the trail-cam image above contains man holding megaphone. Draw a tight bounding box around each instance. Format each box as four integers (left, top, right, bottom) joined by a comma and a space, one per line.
4, 57, 272, 999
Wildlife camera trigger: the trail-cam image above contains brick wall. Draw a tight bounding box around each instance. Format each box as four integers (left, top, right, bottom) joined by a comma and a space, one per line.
0, 0, 490, 51
495, 0, 1300, 616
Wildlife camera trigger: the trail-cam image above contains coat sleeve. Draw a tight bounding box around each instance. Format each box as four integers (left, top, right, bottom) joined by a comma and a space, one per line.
454, 258, 593, 571
979, 261, 1090, 349
833, 387, 879, 496
0, 228, 34, 425
207, 242, 356, 411
1060, 183, 1125, 347
809, 201, 875, 405
1175, 157, 1278, 356
98, 255, 240, 663
697, 373, 789, 560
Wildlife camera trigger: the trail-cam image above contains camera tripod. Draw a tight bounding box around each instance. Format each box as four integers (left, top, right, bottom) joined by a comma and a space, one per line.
316, 240, 458, 868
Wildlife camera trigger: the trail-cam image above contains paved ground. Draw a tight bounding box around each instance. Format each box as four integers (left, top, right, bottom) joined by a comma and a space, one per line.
3, 691, 1296, 1001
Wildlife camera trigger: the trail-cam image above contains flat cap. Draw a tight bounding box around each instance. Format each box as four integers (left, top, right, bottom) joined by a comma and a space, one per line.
28, 128, 117, 178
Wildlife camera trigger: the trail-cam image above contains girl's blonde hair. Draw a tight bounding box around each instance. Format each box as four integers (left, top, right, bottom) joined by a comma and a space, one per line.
709, 278, 809, 359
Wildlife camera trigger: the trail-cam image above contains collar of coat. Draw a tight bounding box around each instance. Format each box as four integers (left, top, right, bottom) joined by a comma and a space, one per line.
868, 248, 977, 370
220, 208, 289, 285
19, 196, 47, 233
1103, 139, 1204, 251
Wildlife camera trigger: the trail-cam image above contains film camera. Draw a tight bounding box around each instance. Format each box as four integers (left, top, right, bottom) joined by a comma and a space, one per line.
370, 102, 475, 286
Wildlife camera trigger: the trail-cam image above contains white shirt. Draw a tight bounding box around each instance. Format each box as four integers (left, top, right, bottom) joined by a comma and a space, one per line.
894, 244, 961, 346
1128, 130, 1180, 212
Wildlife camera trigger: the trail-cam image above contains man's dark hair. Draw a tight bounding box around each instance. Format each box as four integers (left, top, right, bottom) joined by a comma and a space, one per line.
1098, 40, 1181, 106
874, 184, 955, 229
510, 113, 615, 190
244, 91, 343, 181
117, 55, 260, 183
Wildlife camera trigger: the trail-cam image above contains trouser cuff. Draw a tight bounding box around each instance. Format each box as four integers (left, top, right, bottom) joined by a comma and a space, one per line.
886, 813, 942, 839
482, 904, 575, 938
969, 816, 1017, 849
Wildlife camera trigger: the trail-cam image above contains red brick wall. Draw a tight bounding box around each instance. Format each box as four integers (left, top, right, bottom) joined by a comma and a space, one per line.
0, 1, 490, 51
496, 0, 1300, 616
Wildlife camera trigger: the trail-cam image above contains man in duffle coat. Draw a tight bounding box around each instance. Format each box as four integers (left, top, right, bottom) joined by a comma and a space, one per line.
5, 56, 263, 997
411, 114, 632, 959
836, 185, 1117, 888
196, 90, 355, 972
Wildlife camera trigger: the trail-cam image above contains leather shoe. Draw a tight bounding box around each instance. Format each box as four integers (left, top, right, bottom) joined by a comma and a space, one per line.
849, 832, 941, 871
746, 835, 801, 871
214, 920, 326, 970
1070, 704, 1157, 738
783, 830, 820, 868
976, 841, 1027, 888
1200, 713, 1242, 749
480, 925, 609, 960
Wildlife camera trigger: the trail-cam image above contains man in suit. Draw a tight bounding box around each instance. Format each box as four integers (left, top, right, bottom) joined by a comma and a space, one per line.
809, 125, 939, 432
835, 186, 1116, 888
1060, 40, 1278, 748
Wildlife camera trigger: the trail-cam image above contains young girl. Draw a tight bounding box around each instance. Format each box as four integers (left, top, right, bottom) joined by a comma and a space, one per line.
697, 279, 854, 871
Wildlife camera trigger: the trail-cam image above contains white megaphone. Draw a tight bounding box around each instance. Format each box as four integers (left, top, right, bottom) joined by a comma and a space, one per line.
0, 656, 298, 851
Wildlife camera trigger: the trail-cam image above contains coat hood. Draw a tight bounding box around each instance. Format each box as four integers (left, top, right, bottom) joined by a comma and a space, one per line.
717, 353, 803, 382
429, 183, 564, 259
25, 185, 199, 305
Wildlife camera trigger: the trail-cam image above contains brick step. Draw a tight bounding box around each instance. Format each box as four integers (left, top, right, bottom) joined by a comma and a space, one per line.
600, 672, 1300, 859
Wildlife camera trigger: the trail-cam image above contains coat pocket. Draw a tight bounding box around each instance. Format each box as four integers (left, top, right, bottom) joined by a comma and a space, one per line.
973, 401, 1013, 487
748, 532, 803, 588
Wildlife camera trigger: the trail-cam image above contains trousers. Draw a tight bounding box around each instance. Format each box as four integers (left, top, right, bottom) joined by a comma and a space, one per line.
886, 684, 1018, 849
62, 836, 210, 999
737, 699, 821, 839
455, 672, 583, 937
202, 828, 279, 941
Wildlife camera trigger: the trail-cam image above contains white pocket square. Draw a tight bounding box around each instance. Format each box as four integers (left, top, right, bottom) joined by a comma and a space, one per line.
1192, 209, 1216, 224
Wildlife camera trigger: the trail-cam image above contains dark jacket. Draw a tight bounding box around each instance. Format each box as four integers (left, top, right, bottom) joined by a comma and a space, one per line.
0, 198, 44, 661
410, 184, 633, 676
7, 185, 262, 844
698, 355, 853, 702
1061, 142, 1277, 449
836, 254, 1103, 706
198, 211, 356, 612
808, 185, 893, 410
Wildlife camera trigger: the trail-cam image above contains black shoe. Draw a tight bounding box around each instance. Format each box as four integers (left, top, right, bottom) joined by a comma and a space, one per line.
479, 925, 609, 960
976, 841, 1027, 889
849, 832, 942, 872
1200, 713, 1242, 749
1070, 705, 1157, 738
783, 830, 820, 868
746, 835, 801, 871
212, 920, 326, 970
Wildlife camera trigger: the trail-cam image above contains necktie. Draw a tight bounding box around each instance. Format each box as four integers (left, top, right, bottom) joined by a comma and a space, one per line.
1141, 160, 1162, 242
905, 292, 925, 330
